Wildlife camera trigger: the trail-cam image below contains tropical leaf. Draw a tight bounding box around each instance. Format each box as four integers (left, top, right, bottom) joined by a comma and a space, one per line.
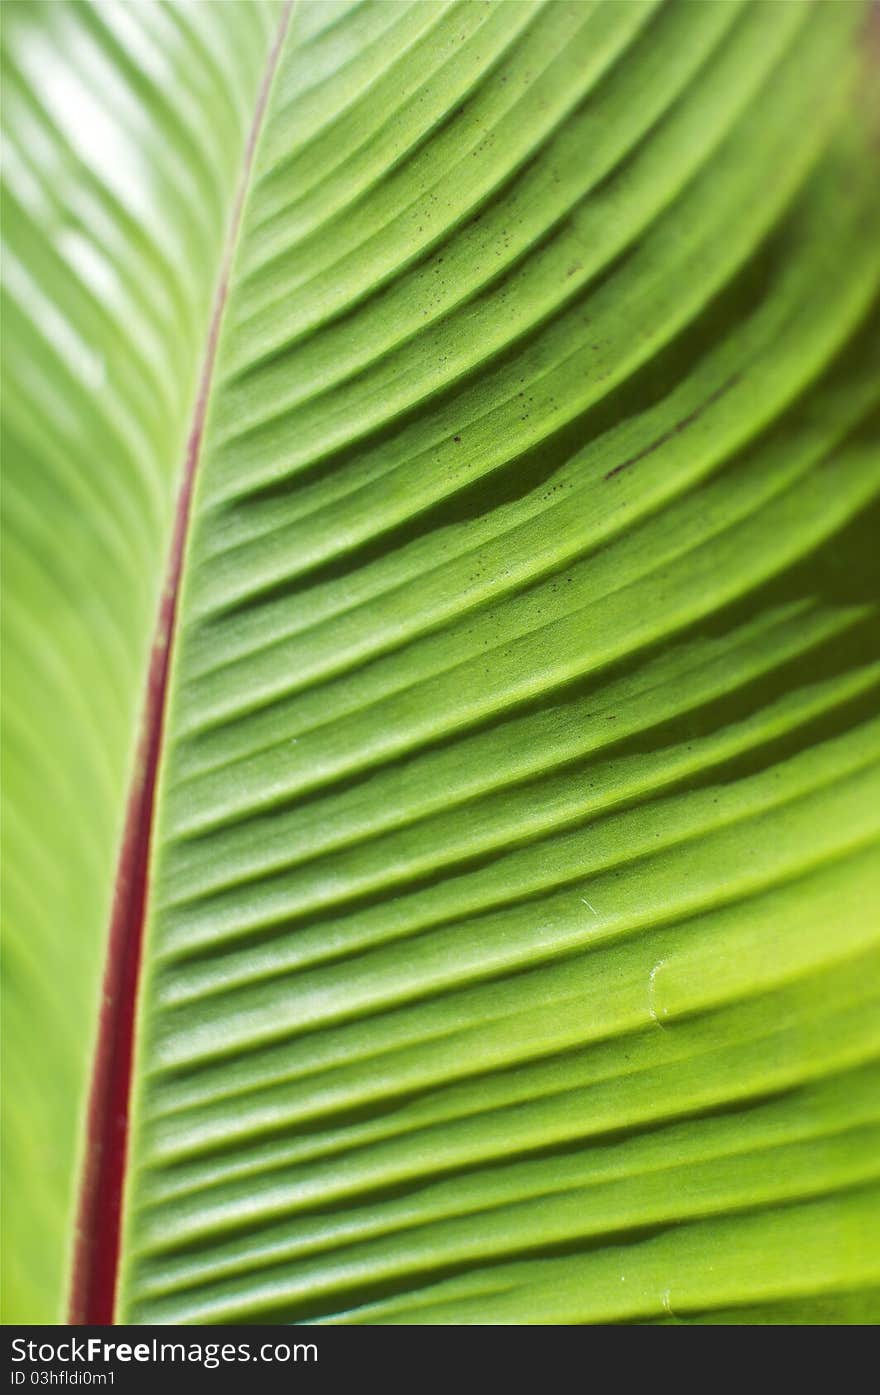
1, 0, 878, 1326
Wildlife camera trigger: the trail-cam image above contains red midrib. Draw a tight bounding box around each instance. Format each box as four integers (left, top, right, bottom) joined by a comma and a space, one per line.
68, 2, 294, 1325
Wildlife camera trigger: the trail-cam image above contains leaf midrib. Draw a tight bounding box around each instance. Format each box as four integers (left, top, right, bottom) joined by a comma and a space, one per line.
67, 0, 295, 1325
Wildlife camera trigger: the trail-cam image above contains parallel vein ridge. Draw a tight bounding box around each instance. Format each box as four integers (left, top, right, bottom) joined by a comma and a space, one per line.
115, 0, 879, 1325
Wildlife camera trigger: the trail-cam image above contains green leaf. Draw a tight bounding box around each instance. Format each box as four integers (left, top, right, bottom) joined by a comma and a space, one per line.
2, 0, 879, 1325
